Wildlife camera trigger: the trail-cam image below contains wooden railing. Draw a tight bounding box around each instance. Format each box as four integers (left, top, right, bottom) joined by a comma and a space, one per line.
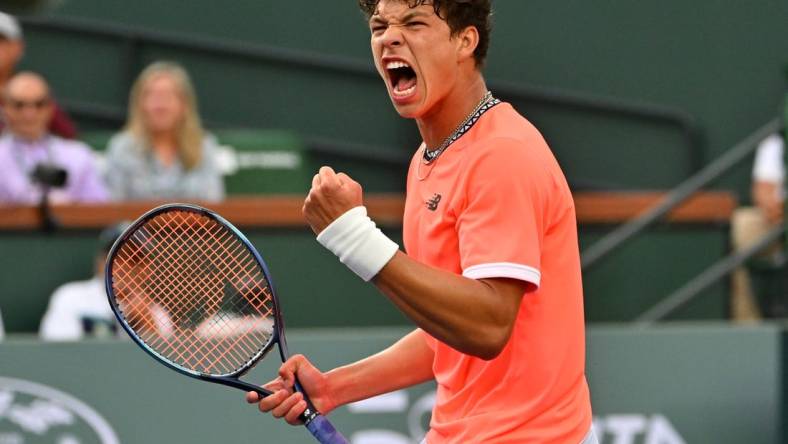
573, 191, 736, 224
0, 191, 736, 231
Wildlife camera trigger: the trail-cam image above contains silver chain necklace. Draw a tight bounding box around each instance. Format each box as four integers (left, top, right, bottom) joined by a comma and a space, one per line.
422, 91, 499, 164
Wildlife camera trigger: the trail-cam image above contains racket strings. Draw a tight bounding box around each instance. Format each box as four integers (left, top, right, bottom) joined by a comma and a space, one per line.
110, 210, 275, 376
122, 214, 271, 373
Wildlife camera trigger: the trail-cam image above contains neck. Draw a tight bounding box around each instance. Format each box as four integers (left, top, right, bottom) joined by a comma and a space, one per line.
415, 74, 488, 149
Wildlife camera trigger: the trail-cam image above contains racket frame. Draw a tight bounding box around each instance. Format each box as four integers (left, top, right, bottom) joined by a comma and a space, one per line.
105, 203, 308, 409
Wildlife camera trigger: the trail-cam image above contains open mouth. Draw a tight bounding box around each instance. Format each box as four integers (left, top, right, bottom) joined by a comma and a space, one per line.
386, 61, 418, 97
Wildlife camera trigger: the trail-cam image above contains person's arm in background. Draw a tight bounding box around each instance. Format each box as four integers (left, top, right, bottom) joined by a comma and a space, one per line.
0, 139, 31, 203
247, 328, 435, 424
753, 181, 783, 224
752, 134, 785, 225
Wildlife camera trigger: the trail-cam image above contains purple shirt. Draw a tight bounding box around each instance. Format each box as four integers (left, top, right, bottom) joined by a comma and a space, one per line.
0, 133, 109, 204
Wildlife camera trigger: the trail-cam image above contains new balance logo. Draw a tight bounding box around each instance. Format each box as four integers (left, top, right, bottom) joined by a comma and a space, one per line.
426, 193, 442, 211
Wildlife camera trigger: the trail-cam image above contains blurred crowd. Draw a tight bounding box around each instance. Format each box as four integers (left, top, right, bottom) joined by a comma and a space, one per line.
0, 12, 230, 341
0, 12, 225, 208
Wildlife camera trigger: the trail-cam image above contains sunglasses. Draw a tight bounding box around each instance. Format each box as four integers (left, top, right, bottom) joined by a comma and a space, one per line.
5, 98, 51, 111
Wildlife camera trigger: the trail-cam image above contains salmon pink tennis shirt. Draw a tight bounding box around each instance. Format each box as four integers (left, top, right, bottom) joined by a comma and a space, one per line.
402, 102, 592, 444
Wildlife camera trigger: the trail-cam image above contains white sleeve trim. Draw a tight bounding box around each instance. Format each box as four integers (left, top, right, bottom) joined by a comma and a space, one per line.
463, 262, 541, 287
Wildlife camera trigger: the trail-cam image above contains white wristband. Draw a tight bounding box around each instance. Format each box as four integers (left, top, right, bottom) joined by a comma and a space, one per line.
316, 206, 399, 282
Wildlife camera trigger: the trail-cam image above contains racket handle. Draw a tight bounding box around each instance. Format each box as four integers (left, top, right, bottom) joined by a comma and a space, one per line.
237, 381, 346, 443
242, 380, 345, 443
305, 414, 349, 444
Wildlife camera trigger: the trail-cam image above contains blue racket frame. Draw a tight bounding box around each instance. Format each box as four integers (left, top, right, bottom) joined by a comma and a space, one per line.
105, 203, 347, 444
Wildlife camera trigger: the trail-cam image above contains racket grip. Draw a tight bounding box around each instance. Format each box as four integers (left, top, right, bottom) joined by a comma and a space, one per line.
305, 414, 349, 444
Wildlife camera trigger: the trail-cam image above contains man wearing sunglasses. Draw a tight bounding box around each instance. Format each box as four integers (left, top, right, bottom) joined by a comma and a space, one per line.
0, 72, 107, 204
0, 11, 77, 139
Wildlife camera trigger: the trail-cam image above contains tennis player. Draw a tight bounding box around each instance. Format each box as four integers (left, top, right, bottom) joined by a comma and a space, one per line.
247, 1, 595, 442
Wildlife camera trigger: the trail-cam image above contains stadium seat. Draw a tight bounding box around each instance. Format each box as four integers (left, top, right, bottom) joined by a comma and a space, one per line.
212, 129, 310, 195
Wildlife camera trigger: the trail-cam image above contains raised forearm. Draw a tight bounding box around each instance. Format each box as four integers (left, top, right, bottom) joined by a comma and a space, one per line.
373, 252, 526, 360
301, 167, 526, 359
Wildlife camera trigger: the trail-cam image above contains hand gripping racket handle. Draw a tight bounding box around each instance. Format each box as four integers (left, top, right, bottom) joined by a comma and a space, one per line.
247, 385, 348, 444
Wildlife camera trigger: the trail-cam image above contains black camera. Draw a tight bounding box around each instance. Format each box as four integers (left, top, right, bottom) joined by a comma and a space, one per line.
30, 163, 68, 188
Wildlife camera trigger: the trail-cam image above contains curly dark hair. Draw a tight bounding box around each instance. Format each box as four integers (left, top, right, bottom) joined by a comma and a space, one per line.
358, 0, 492, 67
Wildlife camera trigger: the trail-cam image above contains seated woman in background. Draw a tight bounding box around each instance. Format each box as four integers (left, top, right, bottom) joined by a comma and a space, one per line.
105, 61, 224, 201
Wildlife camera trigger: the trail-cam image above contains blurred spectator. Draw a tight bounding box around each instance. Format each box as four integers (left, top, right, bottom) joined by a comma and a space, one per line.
0, 11, 77, 139
730, 132, 785, 321
0, 71, 108, 204
39, 223, 127, 341
105, 61, 224, 201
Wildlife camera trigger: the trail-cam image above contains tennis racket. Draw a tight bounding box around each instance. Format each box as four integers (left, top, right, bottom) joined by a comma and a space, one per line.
105, 203, 348, 444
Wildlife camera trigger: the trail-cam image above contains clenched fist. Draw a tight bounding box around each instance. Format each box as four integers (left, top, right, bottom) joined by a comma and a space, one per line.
303, 166, 364, 234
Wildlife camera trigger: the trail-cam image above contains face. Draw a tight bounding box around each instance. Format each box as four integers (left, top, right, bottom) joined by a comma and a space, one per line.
2, 76, 53, 141
140, 74, 185, 134
369, 0, 467, 118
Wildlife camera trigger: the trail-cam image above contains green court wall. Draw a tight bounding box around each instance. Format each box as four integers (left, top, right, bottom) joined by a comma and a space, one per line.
17, 1, 788, 194
0, 324, 784, 443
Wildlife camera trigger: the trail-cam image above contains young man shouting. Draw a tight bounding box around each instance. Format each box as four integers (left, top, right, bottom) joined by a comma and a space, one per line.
247, 1, 595, 442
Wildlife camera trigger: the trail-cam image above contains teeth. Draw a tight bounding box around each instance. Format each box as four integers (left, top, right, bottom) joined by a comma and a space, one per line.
386, 61, 411, 70
392, 84, 417, 97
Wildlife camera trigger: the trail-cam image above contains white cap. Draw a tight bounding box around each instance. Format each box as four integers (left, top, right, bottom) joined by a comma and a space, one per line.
0, 12, 22, 40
